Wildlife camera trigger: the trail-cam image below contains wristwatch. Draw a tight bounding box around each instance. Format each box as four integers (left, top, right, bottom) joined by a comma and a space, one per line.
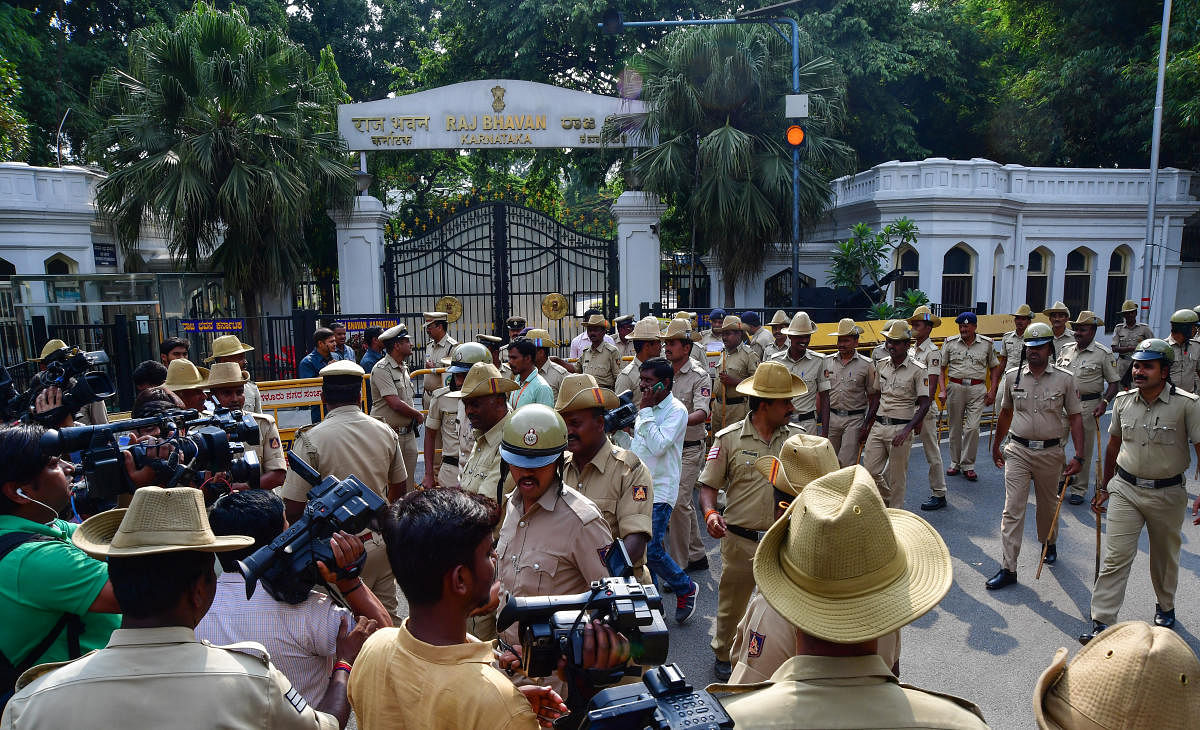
1072, 456, 1084, 463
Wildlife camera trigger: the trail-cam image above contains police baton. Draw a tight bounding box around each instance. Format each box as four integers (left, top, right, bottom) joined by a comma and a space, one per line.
1037, 475, 1072, 581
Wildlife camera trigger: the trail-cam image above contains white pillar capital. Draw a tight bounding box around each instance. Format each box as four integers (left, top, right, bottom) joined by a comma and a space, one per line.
330, 196, 389, 314
610, 191, 665, 314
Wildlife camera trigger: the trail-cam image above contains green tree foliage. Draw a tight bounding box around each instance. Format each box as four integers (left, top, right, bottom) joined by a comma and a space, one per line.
614, 23, 855, 307
827, 218, 918, 306
90, 2, 354, 316
0, 56, 29, 160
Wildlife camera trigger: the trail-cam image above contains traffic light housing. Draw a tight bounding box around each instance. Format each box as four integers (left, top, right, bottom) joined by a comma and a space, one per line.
785, 124, 806, 148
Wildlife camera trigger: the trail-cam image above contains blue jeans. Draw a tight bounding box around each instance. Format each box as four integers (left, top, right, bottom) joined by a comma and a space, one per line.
647, 502, 692, 593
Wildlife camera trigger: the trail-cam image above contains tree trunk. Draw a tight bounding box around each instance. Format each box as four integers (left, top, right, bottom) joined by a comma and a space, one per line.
240, 288, 262, 352
723, 277, 736, 308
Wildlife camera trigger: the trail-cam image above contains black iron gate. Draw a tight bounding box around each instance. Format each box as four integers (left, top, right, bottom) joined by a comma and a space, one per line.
385, 203, 617, 342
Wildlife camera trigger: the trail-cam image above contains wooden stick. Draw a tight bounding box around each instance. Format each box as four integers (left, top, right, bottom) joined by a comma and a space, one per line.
1094, 414, 1104, 583
1037, 475, 1072, 580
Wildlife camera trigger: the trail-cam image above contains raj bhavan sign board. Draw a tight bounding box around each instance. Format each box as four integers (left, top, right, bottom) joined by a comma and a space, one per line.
337, 79, 647, 151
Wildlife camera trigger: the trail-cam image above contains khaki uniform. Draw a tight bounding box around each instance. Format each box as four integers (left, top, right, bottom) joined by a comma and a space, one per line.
578, 341, 622, 389
996, 364, 1081, 572
1057, 340, 1120, 496
281, 405, 408, 622
749, 328, 773, 359
1091, 385, 1200, 625
871, 343, 887, 361
767, 349, 830, 432
1052, 330, 1074, 353
458, 419, 506, 502
999, 330, 1025, 368
249, 411, 285, 476
824, 352, 876, 467
425, 386, 462, 486
617, 338, 635, 360
1112, 321, 1154, 378
914, 338, 948, 497
941, 334, 999, 472
729, 591, 900, 684
712, 343, 760, 429
243, 380, 262, 414
424, 334, 457, 398
861, 356, 927, 507
2, 627, 338, 730
763, 340, 786, 361
614, 358, 643, 401
370, 354, 420, 481
714, 655, 988, 729
562, 441, 654, 566
699, 417, 802, 662
538, 360, 569, 397
667, 358, 712, 568
691, 341, 709, 367
1168, 338, 1200, 394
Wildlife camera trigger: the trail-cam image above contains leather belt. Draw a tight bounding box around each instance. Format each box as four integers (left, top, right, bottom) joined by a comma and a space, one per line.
1011, 435, 1060, 450
684, 440, 705, 449
794, 411, 816, 422
441, 455, 459, 466
949, 377, 985, 386
1080, 392, 1102, 401
722, 397, 747, 405
395, 424, 414, 435
726, 524, 763, 543
831, 408, 866, 417
876, 415, 911, 426
1116, 466, 1184, 489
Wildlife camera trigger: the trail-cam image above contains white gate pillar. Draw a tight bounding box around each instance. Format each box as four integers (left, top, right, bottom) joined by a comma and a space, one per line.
329, 195, 389, 313
611, 191, 666, 314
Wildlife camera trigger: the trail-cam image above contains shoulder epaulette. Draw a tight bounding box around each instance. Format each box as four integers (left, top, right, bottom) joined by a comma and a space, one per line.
977, 334, 994, 343
14, 653, 94, 690
213, 640, 271, 665
715, 421, 742, 438
1092, 342, 1113, 354
561, 486, 605, 523
614, 446, 642, 470
1175, 388, 1200, 402
944, 334, 962, 343
897, 684, 987, 722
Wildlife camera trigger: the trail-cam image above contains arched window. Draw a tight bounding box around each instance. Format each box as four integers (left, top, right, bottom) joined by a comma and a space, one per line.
1026, 247, 1051, 313
940, 244, 974, 313
44, 258, 71, 275
1064, 247, 1092, 316
895, 246, 919, 302
1104, 247, 1131, 328
0, 258, 14, 277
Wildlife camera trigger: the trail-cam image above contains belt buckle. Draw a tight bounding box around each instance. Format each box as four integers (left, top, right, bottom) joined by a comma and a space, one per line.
1026, 439, 1043, 449
1136, 477, 1156, 488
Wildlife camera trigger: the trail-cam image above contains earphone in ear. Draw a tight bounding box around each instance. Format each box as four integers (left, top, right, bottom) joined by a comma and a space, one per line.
15, 488, 26, 498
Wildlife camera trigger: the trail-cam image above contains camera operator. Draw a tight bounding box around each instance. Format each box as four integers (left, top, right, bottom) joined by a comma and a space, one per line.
197, 490, 388, 708
207, 363, 286, 490
29, 339, 108, 426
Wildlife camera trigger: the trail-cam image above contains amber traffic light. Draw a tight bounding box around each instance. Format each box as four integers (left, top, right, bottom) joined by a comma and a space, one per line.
785, 124, 806, 147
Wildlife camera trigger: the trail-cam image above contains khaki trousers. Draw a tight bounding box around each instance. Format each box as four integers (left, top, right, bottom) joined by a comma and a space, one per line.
947, 381, 986, 471
827, 411, 866, 467
400, 432, 419, 488
1065, 408, 1100, 496
1090, 476, 1187, 625
361, 533, 401, 623
437, 461, 460, 488
999, 442, 1065, 572
921, 409, 948, 498
790, 415, 819, 434
668, 443, 707, 567
711, 400, 748, 432
711, 532, 757, 662
861, 422, 913, 508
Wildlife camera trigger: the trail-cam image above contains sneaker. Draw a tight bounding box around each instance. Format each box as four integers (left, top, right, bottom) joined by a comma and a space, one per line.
676, 581, 698, 625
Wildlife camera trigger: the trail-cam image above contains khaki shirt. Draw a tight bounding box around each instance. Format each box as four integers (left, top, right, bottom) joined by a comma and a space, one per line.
717, 344, 761, 401
1110, 385, 1200, 479
496, 483, 612, 646
714, 654, 988, 730
280, 405, 408, 502
538, 360, 569, 397
579, 341, 622, 389
941, 335, 999, 380
698, 417, 802, 530
424, 334, 457, 394
4, 627, 338, 730
672, 358, 713, 442
871, 343, 887, 362
913, 337, 942, 375
768, 349, 830, 414
999, 330, 1025, 367
617, 338, 635, 360
562, 441, 654, 549
243, 380, 262, 414
997, 364, 1082, 440
1168, 338, 1200, 394
370, 354, 416, 430
763, 340, 787, 361
824, 352, 875, 411
614, 358, 643, 401
459, 418, 506, 500
749, 328, 774, 359
1112, 322, 1154, 358
871, 356, 928, 420
700, 329, 721, 348
425, 386, 461, 466
250, 411, 285, 473
1057, 341, 1119, 395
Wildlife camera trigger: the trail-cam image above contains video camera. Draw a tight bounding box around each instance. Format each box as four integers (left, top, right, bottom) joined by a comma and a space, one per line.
581, 664, 733, 730
237, 453, 386, 603
604, 390, 638, 433
4, 346, 115, 426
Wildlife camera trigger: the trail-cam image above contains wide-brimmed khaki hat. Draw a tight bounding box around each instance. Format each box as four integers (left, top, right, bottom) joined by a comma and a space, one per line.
29, 339, 68, 362
554, 373, 620, 412
1033, 622, 1200, 730
204, 334, 254, 363
906, 305, 942, 328
1013, 304, 1034, 318
781, 312, 817, 336
673, 311, 696, 322
753, 464, 953, 643
445, 362, 518, 399
754, 434, 840, 497
1044, 301, 1070, 316
73, 487, 254, 558
1069, 310, 1103, 327
881, 321, 912, 341
423, 311, 449, 325
164, 359, 209, 391
833, 318, 863, 337
660, 318, 699, 342
768, 310, 790, 327
713, 315, 748, 334
735, 361, 808, 399
1120, 300, 1138, 313
523, 328, 557, 347
205, 362, 250, 389
581, 314, 609, 329
380, 323, 410, 342
320, 360, 364, 378
630, 316, 662, 341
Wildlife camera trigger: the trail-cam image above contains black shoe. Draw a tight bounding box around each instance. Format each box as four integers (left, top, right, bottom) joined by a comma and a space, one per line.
920, 496, 947, 511
714, 659, 732, 682
1043, 543, 1057, 565
1155, 604, 1177, 628
686, 557, 709, 572
1079, 620, 1108, 645
986, 569, 1017, 590
1068, 494, 1085, 505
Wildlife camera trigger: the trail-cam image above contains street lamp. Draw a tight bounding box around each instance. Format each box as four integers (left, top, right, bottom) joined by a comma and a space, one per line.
1139, 0, 1173, 327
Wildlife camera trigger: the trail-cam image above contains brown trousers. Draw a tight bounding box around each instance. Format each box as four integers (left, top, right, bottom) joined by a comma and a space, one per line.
827, 411, 867, 467
999, 441, 1065, 572
946, 381, 986, 471
711, 532, 757, 661
861, 422, 913, 508
921, 409, 949, 497
668, 443, 707, 567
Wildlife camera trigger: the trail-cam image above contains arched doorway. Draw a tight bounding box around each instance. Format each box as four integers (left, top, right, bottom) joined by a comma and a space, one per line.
941, 244, 975, 314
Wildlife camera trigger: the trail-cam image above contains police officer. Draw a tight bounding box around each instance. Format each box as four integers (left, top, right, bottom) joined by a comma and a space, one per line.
1057, 310, 1121, 505
281, 360, 408, 622
1166, 309, 1200, 394
698, 361, 807, 681
422, 311, 457, 402
763, 310, 789, 360
861, 321, 932, 507
767, 312, 830, 434
205, 334, 262, 414
423, 342, 490, 489
615, 316, 662, 403
497, 315, 526, 370
369, 323, 423, 481
1081, 339, 1200, 643
711, 315, 761, 430
1044, 301, 1075, 351
821, 318, 876, 466
557, 374, 653, 568
987, 322, 1084, 590
205, 363, 285, 490
743, 311, 772, 359
660, 317, 712, 571
941, 311, 1000, 482
699, 308, 726, 349
907, 306, 951, 511
999, 304, 1034, 372
870, 321, 897, 362
1111, 300, 1153, 381
577, 313, 623, 389
613, 314, 636, 359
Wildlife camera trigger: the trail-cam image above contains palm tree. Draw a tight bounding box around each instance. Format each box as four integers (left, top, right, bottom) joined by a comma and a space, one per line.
90, 2, 354, 319
610, 23, 855, 306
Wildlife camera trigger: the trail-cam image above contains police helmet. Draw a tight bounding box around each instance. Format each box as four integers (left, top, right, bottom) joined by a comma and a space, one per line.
1132, 338, 1174, 364
1170, 309, 1199, 324
500, 404, 568, 468
1022, 322, 1054, 347
446, 342, 491, 374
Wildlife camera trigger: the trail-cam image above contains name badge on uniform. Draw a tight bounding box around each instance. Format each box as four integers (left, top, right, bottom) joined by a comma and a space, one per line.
632, 484, 648, 501
740, 450, 758, 458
